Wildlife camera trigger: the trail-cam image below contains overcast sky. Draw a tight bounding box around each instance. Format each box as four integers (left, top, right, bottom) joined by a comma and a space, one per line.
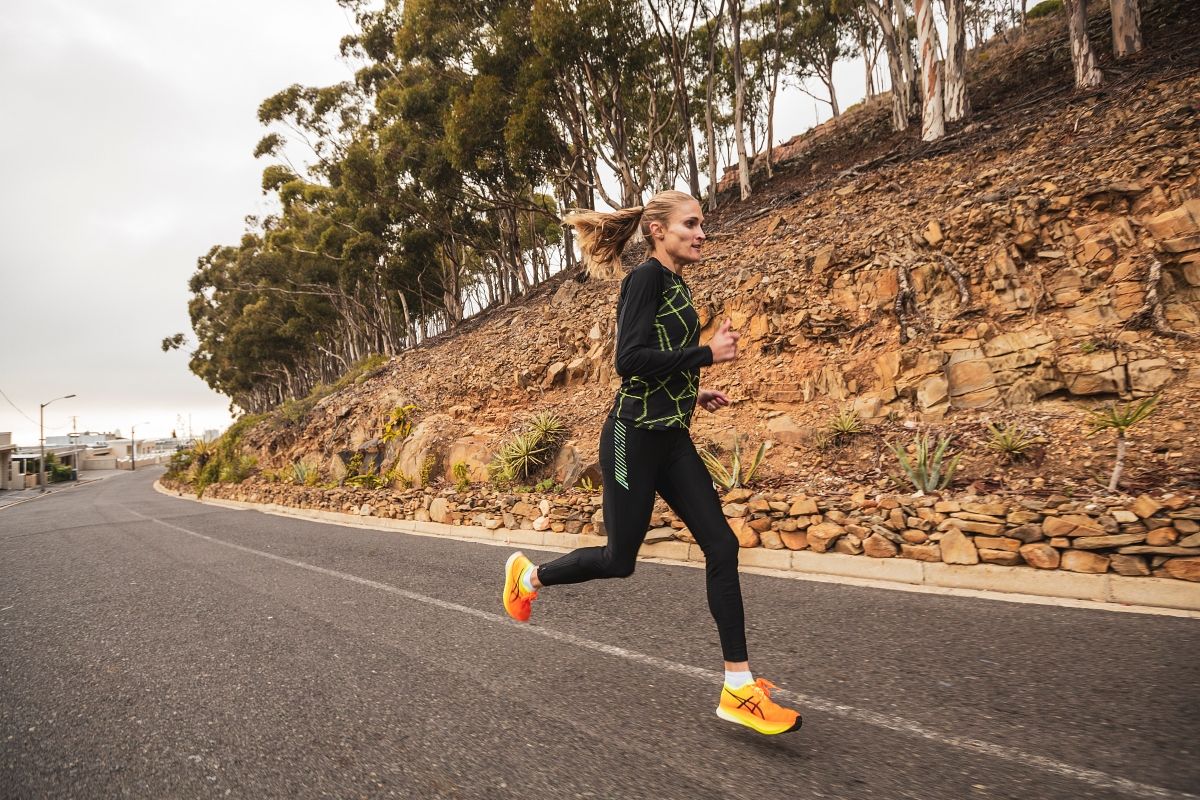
0, 0, 867, 447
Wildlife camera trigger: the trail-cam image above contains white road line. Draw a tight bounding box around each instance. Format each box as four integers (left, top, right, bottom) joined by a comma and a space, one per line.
130, 508, 1197, 800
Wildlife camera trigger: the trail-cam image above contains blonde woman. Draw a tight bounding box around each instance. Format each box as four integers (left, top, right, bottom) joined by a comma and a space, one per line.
502, 190, 801, 735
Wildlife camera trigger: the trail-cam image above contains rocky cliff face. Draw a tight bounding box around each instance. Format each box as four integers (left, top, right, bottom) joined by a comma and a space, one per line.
240, 59, 1200, 500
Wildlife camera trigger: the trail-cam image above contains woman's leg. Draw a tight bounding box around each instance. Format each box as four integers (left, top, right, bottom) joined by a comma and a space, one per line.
654, 434, 748, 665
536, 418, 659, 585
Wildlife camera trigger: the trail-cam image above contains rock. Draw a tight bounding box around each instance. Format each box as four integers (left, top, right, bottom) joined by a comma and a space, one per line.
532, 516, 551, 531
1005, 523, 1044, 544
766, 415, 817, 446
979, 549, 1023, 566
724, 488, 754, 503
1129, 495, 1163, 518
359, 503, 373, 517
1042, 514, 1104, 537
1060, 550, 1111, 574
748, 516, 774, 532
780, 531, 810, 550
789, 497, 820, 516
729, 517, 761, 548
1111, 509, 1139, 523
941, 518, 1006, 536
722, 502, 749, 518
973, 535, 1021, 552
917, 376, 950, 410
511, 501, 538, 519
542, 361, 567, 388
923, 220, 944, 246
1020, 543, 1061, 569
940, 529, 979, 564
945, 349, 996, 396
1157, 557, 1200, 582
1181, 532, 1200, 548
961, 502, 1007, 516
1071, 533, 1148, 550
863, 533, 898, 558
812, 245, 835, 273
1109, 554, 1151, 577
429, 497, 451, 524
645, 526, 676, 544
900, 543, 942, 562
1146, 528, 1179, 547
902, 530, 929, 544
806, 522, 845, 553
759, 529, 786, 550
834, 535, 864, 555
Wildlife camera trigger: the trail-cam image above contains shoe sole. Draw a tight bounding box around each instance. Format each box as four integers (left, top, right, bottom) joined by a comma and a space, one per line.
716, 706, 803, 735
503, 551, 530, 622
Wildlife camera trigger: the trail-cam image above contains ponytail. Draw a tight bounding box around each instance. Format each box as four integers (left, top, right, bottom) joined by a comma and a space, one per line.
563, 206, 645, 279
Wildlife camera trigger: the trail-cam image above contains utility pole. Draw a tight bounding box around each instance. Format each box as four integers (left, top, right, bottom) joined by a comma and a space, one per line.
39, 394, 76, 492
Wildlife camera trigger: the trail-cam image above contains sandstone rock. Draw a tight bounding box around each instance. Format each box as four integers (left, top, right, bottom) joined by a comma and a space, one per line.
974, 535, 1022, 552
789, 497, 820, 516
1146, 528, 1179, 547
1072, 533, 1148, 550
945, 349, 996, 396
1127, 358, 1174, 396
645, 526, 676, 544
900, 543, 942, 562
1111, 509, 1139, 523
1020, 543, 1060, 569
941, 518, 1006, 536
979, 549, 1023, 566
532, 516, 551, 531
917, 375, 949, 410
961, 502, 1007, 516
780, 531, 810, 550
724, 488, 754, 503
1042, 514, 1104, 537
1109, 554, 1151, 577
863, 533, 898, 558
723, 502, 749, 518
934, 500, 961, 513
1129, 494, 1163, 518
902, 530, 929, 544
429, 497, 451, 524
807, 522, 845, 553
542, 361, 567, 388
923, 219, 944, 246
759, 529, 786, 550
729, 517, 760, 548
940, 529, 979, 564
511, 501, 537, 519
766, 415, 817, 446
1060, 550, 1110, 574
1157, 557, 1200, 582
748, 516, 774, 532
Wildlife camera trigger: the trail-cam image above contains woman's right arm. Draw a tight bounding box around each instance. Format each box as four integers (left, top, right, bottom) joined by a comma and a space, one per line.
614, 267, 713, 379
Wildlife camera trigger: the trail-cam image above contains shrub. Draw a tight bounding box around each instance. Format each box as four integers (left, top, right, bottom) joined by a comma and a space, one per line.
452, 461, 471, 492
985, 423, 1042, 463
699, 436, 770, 490
489, 412, 569, 484
1026, 0, 1063, 20
382, 404, 420, 443
827, 407, 864, 445
889, 432, 961, 493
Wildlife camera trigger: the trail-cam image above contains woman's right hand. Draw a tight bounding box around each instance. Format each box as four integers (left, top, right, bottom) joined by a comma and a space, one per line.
708, 318, 741, 364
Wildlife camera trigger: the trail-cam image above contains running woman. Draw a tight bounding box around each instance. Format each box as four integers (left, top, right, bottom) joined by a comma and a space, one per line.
501, 189, 801, 735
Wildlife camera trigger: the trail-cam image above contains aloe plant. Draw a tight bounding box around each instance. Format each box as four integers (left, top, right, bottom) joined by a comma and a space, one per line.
1086, 395, 1159, 492
985, 423, 1042, 463
889, 433, 961, 493
699, 436, 770, 490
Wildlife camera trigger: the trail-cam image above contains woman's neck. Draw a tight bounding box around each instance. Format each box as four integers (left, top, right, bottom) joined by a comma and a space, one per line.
650, 253, 682, 275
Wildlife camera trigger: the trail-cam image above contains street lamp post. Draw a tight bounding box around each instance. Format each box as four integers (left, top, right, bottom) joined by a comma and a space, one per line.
131, 421, 149, 471
40, 394, 76, 492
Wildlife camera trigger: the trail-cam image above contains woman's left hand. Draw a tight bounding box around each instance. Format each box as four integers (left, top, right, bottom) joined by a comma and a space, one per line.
698, 388, 730, 413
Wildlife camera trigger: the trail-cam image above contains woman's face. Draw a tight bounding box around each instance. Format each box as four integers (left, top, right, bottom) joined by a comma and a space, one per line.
651, 199, 706, 267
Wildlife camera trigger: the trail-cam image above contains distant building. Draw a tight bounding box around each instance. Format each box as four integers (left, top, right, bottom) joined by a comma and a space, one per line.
1, 433, 16, 490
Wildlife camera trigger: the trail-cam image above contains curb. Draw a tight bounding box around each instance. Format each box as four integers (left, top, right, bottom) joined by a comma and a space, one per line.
153, 482, 1200, 616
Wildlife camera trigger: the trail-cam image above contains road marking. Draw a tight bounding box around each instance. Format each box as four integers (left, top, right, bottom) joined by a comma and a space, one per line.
130, 508, 1197, 800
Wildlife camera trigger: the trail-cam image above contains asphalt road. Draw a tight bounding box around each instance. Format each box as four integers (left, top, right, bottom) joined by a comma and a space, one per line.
2, 469, 1197, 800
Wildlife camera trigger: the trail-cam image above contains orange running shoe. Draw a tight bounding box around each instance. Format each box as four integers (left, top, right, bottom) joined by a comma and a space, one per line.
502, 551, 538, 622
716, 678, 802, 735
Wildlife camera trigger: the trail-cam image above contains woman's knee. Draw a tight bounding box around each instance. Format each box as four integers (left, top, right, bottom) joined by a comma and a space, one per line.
599, 550, 637, 578
701, 530, 740, 567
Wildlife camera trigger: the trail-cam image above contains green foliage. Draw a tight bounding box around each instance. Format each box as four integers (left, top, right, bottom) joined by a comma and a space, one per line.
578, 475, 599, 493
827, 407, 864, 444
889, 433, 961, 493
534, 477, 560, 493
985, 423, 1042, 463
291, 461, 319, 486
1086, 395, 1159, 437
489, 412, 569, 485
44, 453, 73, 483
699, 436, 770, 490
1026, 0, 1063, 20
419, 454, 437, 487
382, 404, 420, 443
180, 418, 264, 496
452, 461, 471, 492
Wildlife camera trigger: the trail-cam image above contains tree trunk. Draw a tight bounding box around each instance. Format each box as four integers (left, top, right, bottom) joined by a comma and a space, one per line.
942, 0, 968, 122
894, 0, 918, 118
704, 1, 724, 211
730, 0, 752, 200
1064, 0, 1102, 88
864, 0, 909, 131
1107, 433, 1127, 492
913, 0, 945, 141
765, 0, 783, 178
1111, 0, 1142, 58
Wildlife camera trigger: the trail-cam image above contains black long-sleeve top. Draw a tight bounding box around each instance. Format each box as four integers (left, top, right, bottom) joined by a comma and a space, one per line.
609, 258, 713, 430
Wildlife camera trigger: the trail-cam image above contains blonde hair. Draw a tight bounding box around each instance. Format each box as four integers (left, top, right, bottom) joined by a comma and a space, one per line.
564, 189, 697, 279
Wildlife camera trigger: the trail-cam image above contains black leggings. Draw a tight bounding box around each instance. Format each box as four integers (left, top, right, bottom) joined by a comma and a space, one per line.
538, 416, 747, 662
